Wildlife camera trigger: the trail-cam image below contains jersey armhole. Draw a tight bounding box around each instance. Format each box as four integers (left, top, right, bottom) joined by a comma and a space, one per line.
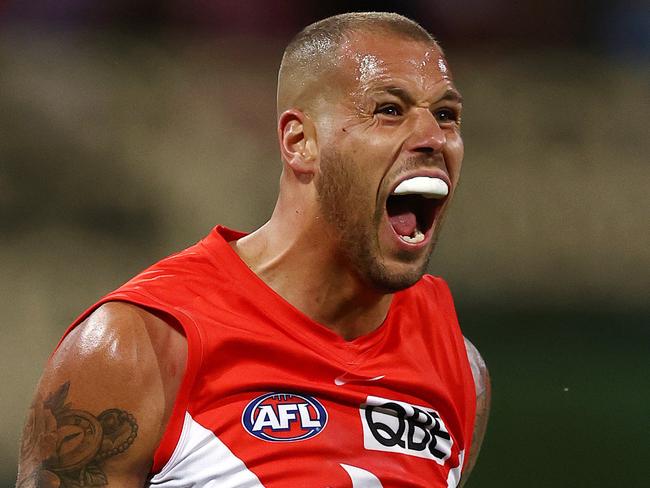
423, 276, 477, 472
57, 292, 204, 476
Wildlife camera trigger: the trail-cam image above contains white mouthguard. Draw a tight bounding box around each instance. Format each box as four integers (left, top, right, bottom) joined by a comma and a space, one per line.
392, 177, 448, 199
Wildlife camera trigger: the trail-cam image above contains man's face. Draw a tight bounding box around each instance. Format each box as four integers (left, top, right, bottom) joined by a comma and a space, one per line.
313, 32, 464, 292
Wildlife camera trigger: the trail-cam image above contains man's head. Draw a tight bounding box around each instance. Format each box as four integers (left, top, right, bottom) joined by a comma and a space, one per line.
276, 13, 464, 292
277, 12, 437, 116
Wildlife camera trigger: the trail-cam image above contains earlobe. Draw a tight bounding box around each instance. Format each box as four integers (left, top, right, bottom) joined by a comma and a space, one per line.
278, 109, 318, 176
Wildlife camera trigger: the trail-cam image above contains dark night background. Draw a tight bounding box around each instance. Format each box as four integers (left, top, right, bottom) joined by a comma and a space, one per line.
1, 1, 648, 486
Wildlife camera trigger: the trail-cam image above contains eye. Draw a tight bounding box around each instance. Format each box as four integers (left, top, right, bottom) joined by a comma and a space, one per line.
435, 107, 460, 124
375, 104, 403, 117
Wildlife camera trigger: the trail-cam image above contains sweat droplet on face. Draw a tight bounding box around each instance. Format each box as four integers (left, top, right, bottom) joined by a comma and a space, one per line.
357, 54, 384, 84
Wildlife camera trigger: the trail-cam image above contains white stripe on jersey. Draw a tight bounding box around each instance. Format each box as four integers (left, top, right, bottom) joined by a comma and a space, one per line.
340, 463, 383, 487
445, 449, 464, 488
147, 412, 265, 487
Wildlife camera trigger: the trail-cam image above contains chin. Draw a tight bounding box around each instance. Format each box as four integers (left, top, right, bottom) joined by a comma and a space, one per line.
349, 235, 435, 293
364, 262, 428, 293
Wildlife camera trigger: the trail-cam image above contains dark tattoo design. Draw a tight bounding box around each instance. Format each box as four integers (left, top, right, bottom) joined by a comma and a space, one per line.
18, 382, 138, 487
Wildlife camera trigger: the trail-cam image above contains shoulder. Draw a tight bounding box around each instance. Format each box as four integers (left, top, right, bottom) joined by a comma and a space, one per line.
463, 336, 489, 398
17, 302, 186, 487
417, 274, 448, 290
460, 336, 491, 486
415, 274, 460, 306
54, 302, 187, 394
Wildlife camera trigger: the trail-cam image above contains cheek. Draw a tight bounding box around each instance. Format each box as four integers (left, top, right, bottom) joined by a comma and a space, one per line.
444, 134, 464, 182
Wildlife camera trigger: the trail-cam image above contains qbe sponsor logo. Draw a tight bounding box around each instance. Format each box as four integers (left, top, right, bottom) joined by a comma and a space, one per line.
242, 392, 328, 442
360, 395, 452, 463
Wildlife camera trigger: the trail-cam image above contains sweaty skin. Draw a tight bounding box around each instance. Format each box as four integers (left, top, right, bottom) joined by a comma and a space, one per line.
238, 32, 487, 482
237, 32, 464, 337
17, 25, 489, 488
16, 303, 186, 487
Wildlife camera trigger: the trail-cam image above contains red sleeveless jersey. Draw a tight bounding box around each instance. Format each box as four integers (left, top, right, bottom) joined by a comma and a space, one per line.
64, 226, 476, 487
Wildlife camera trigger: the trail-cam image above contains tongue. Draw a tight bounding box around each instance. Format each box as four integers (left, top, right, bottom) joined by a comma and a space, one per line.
389, 213, 417, 236
387, 195, 421, 237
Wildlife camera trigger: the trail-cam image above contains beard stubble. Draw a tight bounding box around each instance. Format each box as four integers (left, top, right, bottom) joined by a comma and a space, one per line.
315, 148, 434, 293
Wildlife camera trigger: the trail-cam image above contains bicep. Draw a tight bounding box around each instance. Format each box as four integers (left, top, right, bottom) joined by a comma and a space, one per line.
16, 303, 185, 488
460, 336, 491, 487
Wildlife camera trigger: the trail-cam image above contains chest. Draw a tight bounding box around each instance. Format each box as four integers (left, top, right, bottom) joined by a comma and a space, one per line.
160, 315, 468, 487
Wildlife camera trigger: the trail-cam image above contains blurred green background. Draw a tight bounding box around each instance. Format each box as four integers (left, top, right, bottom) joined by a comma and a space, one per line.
1, 1, 648, 487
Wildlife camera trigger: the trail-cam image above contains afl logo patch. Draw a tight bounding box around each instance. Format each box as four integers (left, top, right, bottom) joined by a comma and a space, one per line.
242, 392, 328, 442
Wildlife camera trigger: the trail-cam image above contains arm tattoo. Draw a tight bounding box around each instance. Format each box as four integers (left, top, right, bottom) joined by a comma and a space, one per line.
17, 381, 138, 487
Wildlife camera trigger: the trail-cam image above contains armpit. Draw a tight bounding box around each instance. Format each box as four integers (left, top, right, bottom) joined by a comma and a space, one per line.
464, 336, 489, 398
460, 336, 491, 487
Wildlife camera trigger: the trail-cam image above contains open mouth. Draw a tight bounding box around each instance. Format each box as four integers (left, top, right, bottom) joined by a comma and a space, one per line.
386, 177, 448, 244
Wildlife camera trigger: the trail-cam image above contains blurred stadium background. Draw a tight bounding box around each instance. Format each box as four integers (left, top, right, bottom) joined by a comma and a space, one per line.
1, 1, 648, 486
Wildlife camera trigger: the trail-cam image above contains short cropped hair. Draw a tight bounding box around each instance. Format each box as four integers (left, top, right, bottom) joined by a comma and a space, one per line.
277, 12, 439, 113
282, 12, 437, 70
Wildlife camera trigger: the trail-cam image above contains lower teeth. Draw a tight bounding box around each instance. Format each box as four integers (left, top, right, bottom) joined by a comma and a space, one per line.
400, 229, 424, 243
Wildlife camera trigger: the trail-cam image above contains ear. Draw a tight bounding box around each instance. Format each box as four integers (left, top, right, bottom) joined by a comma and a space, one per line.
277, 109, 318, 177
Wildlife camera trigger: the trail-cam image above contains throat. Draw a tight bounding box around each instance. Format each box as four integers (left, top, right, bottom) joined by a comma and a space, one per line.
234, 229, 394, 338
315, 291, 394, 341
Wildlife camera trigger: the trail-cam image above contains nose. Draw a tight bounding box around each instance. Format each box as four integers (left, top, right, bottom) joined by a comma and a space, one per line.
405, 109, 446, 154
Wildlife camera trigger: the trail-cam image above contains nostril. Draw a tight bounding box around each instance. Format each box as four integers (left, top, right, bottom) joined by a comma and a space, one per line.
414, 147, 435, 154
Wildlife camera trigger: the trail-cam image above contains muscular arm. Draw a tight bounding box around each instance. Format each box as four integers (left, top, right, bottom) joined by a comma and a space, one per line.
16, 302, 187, 487
460, 336, 491, 487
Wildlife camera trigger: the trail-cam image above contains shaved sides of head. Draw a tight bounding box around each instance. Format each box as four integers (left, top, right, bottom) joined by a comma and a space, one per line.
277, 12, 439, 115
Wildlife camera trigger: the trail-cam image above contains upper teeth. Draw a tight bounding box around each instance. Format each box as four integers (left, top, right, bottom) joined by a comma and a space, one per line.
392, 177, 448, 199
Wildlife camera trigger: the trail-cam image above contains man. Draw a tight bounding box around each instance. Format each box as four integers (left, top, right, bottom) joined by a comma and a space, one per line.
17, 12, 489, 488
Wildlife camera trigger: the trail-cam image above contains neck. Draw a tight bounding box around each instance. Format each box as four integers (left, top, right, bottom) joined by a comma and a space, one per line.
231, 193, 393, 341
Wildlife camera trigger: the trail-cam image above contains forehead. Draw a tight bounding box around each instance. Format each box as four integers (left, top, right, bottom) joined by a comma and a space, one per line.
336, 32, 453, 95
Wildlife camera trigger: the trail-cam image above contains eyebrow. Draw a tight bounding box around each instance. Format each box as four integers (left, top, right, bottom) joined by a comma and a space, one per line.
385, 87, 463, 105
